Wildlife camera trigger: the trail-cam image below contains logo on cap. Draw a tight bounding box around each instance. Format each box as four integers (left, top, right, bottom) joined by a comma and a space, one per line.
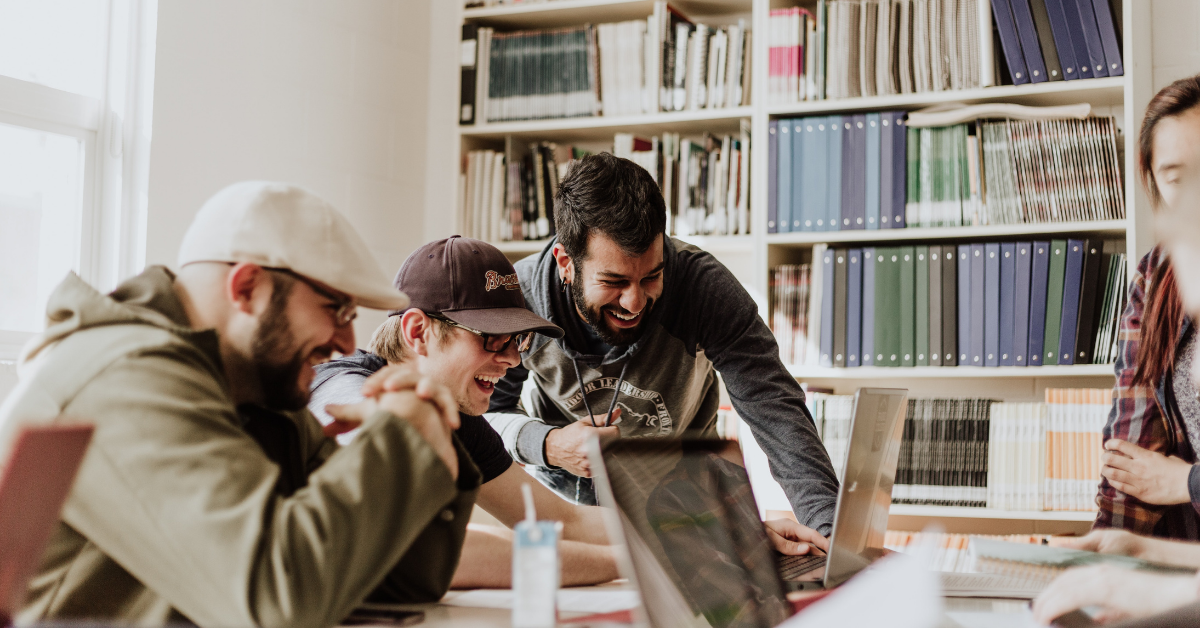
485, 270, 521, 292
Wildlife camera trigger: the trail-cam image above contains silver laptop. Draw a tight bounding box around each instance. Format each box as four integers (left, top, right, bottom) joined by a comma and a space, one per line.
589, 387, 908, 628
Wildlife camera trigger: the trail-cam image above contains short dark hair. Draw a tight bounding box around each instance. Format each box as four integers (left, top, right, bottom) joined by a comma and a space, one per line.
554, 152, 666, 261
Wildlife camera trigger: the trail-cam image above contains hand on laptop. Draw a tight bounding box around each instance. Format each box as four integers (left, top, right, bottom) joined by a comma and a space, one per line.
1031, 564, 1198, 625
764, 518, 829, 555
545, 410, 622, 477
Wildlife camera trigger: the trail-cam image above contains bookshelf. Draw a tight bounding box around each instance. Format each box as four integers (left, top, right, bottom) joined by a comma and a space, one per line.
452, 0, 1153, 533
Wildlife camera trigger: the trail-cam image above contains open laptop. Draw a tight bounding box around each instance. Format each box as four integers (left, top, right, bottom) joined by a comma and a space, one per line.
589, 387, 908, 628
0, 424, 94, 626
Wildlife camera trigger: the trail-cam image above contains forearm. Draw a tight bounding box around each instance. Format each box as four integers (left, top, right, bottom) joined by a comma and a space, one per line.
560, 505, 611, 545
1138, 536, 1200, 569
450, 525, 619, 589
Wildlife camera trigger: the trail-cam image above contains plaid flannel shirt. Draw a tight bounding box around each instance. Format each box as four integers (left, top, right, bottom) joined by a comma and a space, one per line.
1094, 247, 1200, 540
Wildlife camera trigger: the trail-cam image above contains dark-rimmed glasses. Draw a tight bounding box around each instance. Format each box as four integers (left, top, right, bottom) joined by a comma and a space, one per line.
429, 314, 534, 353
266, 267, 358, 327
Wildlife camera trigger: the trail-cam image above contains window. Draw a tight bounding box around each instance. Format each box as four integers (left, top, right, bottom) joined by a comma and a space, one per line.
0, 0, 157, 360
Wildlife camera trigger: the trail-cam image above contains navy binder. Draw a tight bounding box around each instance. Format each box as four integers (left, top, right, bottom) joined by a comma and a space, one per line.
838, 117, 855, 230
848, 248, 863, 366
879, 112, 894, 230
929, 247, 943, 366
791, 118, 806, 232
891, 114, 907, 228
777, 121, 793, 233
1013, 242, 1033, 366
992, 0, 1033, 84
848, 115, 868, 230
1027, 241, 1051, 365
1058, 0, 1100, 78
1010, 0, 1051, 82
958, 245, 972, 365
1090, 0, 1124, 76
767, 120, 779, 233
985, 244, 1001, 367
1057, 239, 1086, 365
834, 249, 848, 367
827, 117, 844, 232
971, 244, 986, 366
820, 247, 835, 366
943, 244, 958, 366
999, 243, 1017, 366
802, 118, 824, 231
866, 113, 882, 230
1043, 0, 1083, 80
1073, 0, 1110, 78
862, 247, 877, 365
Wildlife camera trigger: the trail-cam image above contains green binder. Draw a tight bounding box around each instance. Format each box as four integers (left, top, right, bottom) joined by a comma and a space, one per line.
916, 246, 930, 366
1043, 240, 1068, 366
900, 246, 916, 367
875, 248, 901, 367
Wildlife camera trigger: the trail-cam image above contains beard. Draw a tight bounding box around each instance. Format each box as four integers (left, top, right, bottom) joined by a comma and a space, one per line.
250, 280, 310, 411
571, 266, 655, 346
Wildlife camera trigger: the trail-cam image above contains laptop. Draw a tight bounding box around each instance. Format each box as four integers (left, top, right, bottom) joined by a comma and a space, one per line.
0, 424, 94, 626
589, 387, 908, 628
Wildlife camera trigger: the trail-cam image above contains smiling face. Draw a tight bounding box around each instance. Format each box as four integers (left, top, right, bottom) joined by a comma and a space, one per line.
560, 233, 665, 346
400, 310, 521, 415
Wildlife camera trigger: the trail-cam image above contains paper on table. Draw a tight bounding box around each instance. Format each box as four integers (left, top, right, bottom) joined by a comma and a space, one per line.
442, 589, 640, 614
940, 573, 1045, 599
778, 552, 942, 628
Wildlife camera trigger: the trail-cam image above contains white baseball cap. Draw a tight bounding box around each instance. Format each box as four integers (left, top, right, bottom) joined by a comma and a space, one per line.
177, 181, 409, 310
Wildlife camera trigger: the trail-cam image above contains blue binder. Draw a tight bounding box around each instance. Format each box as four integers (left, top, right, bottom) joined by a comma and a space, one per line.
958, 245, 972, 365
992, 0, 1032, 84
1059, 0, 1101, 78
1057, 239, 1086, 365
999, 243, 1017, 366
777, 121, 793, 233
879, 113, 894, 230
767, 120, 779, 233
1027, 241, 1051, 365
1073, 0, 1110, 78
1013, 242, 1033, 366
866, 113, 882, 230
820, 247, 835, 367
862, 247, 876, 365
985, 244, 1000, 366
848, 248, 863, 367
1090, 0, 1123, 76
848, 115, 868, 230
828, 117, 844, 232
970, 244, 986, 366
791, 118, 805, 232
891, 114, 908, 228
812, 118, 830, 231
1043, 0, 1083, 80
1010, 0, 1051, 82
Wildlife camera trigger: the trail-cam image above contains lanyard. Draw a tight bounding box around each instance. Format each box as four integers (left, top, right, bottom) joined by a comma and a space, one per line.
571, 358, 629, 427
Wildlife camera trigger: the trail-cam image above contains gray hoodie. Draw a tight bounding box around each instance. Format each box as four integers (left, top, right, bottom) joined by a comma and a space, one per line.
486, 237, 839, 534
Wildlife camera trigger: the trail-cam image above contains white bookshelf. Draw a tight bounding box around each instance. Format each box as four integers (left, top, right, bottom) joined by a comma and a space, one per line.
453, 0, 1153, 533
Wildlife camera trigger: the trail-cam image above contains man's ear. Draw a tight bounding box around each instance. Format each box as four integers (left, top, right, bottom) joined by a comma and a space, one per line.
399, 309, 433, 357
225, 263, 271, 315
551, 243, 574, 284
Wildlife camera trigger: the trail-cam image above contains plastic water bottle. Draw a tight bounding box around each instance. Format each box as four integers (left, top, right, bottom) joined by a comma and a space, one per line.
512, 483, 561, 628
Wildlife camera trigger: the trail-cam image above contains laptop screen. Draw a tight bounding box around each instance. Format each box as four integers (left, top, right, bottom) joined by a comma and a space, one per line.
593, 438, 792, 628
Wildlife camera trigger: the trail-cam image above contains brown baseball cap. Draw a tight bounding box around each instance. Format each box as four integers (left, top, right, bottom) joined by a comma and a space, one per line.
391, 236, 563, 338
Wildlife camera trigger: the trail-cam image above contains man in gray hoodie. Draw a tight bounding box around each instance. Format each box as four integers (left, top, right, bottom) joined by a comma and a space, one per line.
486, 153, 840, 542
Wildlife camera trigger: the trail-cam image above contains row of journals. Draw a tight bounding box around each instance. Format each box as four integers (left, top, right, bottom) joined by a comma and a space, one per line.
770, 240, 1128, 368
458, 2, 751, 125
768, 0, 994, 105
459, 143, 570, 243
766, 112, 1123, 233
810, 389, 1110, 511
991, 0, 1123, 86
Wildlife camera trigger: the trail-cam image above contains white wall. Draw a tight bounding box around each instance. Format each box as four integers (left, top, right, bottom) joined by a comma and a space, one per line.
1152, 0, 1200, 90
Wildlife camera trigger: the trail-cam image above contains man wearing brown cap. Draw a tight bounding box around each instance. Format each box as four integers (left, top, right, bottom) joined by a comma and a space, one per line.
0, 182, 478, 627
310, 236, 621, 588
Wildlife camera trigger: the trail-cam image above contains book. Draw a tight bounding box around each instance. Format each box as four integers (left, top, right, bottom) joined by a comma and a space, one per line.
460, 24, 479, 125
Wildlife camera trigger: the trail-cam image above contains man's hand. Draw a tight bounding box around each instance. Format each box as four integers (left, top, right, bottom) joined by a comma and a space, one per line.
545, 410, 622, 477
360, 364, 461, 431
1031, 565, 1198, 625
763, 518, 829, 555
1101, 439, 1193, 505
1050, 529, 1148, 559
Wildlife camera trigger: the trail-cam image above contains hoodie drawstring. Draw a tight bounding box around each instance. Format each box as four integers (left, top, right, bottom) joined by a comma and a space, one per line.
571, 358, 628, 428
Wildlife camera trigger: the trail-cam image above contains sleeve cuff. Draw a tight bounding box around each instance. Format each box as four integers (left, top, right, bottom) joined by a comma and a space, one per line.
1189, 465, 1200, 513
516, 421, 558, 468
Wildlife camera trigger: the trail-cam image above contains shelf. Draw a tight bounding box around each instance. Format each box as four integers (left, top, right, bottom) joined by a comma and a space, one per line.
766, 220, 1128, 246
888, 504, 1096, 522
460, 106, 751, 141
464, 0, 751, 29
768, 76, 1127, 117
787, 364, 1115, 379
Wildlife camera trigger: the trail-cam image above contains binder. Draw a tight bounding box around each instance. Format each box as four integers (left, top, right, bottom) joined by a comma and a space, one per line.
1010, 0, 1051, 82
1042, 0, 1083, 80
876, 248, 901, 366
828, 117, 844, 232
791, 118, 806, 232
916, 246, 930, 366
999, 243, 1017, 366
862, 247, 877, 366
801, 118, 823, 230
847, 115, 868, 230
839, 117, 856, 230
942, 244, 958, 366
820, 247, 835, 366
991, 0, 1032, 85
1043, 240, 1068, 365
848, 248, 864, 366
808, 244, 828, 365
1073, 241, 1105, 364
970, 244, 986, 366
1057, 0, 1100, 78
891, 115, 908, 228
1057, 239, 1086, 365
985, 243, 1001, 367
1072, 0, 1111, 78
866, 113, 882, 230
1013, 242, 1033, 366
460, 24, 480, 124
879, 112, 894, 230
900, 247, 916, 366
1029, 0, 1066, 80
958, 245, 972, 365
1089, 0, 1124, 76
1027, 241, 1051, 365
768, 120, 779, 233
929, 246, 943, 366
834, 249, 849, 367
777, 122, 793, 233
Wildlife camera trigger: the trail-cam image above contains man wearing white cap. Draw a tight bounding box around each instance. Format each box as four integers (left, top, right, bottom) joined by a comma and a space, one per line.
0, 182, 479, 627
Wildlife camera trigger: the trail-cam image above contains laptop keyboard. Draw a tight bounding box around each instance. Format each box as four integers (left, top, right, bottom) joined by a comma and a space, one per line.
777, 553, 826, 581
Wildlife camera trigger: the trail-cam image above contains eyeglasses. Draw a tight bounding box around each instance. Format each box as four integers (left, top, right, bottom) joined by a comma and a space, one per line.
430, 314, 534, 353
267, 268, 358, 327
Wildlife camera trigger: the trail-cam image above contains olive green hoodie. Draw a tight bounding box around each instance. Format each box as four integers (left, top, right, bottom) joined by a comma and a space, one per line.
0, 267, 480, 627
